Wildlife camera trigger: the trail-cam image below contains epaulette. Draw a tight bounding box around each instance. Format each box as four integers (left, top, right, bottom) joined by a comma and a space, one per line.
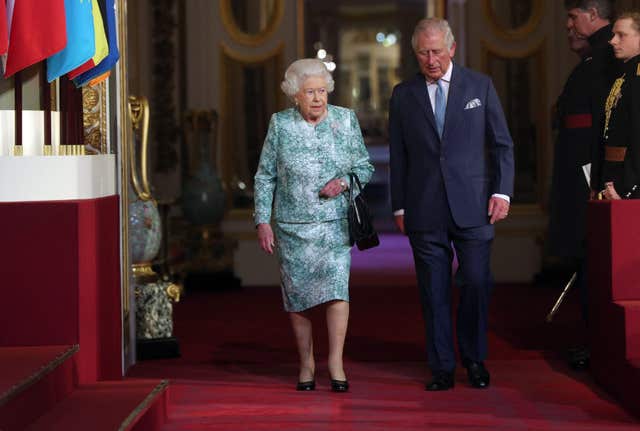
636, 63, 640, 76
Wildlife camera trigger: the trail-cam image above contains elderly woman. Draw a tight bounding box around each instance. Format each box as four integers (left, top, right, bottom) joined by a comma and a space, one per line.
254, 58, 373, 392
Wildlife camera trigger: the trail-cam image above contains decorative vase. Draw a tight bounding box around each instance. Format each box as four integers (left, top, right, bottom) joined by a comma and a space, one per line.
181, 110, 226, 226
180, 110, 238, 285
129, 197, 162, 265
128, 96, 163, 280
128, 95, 181, 359
181, 163, 226, 226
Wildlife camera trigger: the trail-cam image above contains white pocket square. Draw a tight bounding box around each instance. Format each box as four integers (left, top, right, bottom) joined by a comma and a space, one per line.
464, 98, 482, 110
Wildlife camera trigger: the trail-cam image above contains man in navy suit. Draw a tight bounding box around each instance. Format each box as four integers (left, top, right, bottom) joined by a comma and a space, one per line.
389, 18, 514, 391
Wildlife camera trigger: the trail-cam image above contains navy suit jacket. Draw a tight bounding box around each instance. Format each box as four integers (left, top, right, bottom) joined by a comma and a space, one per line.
389, 64, 515, 230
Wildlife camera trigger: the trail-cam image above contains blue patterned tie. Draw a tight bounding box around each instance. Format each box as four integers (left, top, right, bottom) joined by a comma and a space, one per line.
434, 79, 446, 138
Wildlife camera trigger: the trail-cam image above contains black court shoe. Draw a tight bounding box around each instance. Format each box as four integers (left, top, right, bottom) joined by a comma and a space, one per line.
330, 379, 349, 392
425, 371, 455, 391
296, 380, 316, 391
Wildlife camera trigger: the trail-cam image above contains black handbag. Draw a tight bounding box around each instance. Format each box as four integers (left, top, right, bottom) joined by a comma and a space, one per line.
346, 173, 379, 250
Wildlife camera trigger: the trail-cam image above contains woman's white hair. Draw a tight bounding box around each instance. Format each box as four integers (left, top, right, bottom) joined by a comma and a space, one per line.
281, 58, 335, 99
411, 18, 455, 51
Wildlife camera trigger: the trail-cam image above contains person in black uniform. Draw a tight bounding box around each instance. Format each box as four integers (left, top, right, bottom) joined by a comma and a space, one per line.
549, 0, 616, 370
564, 0, 619, 195
598, 12, 640, 200
549, 33, 596, 273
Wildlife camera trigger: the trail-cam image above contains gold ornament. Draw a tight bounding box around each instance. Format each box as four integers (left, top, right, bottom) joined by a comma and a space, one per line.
604, 74, 625, 137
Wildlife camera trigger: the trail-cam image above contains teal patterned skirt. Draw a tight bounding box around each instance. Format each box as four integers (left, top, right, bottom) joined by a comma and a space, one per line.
275, 219, 351, 312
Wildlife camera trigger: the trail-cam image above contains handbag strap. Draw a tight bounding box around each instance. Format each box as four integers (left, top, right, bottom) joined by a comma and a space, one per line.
348, 173, 363, 202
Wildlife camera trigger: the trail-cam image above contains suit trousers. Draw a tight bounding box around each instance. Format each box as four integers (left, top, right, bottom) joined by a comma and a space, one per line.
408, 215, 494, 373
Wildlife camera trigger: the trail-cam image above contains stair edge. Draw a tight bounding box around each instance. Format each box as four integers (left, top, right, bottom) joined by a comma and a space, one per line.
118, 379, 169, 431
0, 344, 79, 407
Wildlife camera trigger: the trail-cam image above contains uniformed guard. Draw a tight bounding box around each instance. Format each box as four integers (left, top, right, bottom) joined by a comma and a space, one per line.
597, 12, 640, 200
549, 33, 602, 266
548, 0, 617, 370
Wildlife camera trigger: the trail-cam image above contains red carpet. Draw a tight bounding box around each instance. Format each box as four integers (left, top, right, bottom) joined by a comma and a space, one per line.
127, 234, 639, 430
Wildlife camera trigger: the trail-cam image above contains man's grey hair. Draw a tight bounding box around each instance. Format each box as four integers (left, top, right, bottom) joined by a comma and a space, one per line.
281, 59, 335, 99
411, 18, 456, 51
564, 0, 614, 20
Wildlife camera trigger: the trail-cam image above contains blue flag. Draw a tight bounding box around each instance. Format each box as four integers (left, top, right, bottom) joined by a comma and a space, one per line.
74, 0, 119, 86
47, 0, 95, 82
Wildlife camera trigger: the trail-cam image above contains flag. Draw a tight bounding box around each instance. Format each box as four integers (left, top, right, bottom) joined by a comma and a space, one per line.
1, 0, 15, 73
67, 58, 94, 80
0, 0, 8, 55
67, 0, 107, 80
4, 0, 67, 77
74, 0, 119, 86
87, 71, 110, 87
47, 0, 95, 82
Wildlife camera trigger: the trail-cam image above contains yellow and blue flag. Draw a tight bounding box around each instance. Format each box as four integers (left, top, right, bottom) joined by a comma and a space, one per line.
75, 0, 119, 87
47, 0, 95, 82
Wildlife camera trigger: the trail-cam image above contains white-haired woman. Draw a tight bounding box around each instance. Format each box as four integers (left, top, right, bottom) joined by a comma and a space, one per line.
254, 58, 373, 392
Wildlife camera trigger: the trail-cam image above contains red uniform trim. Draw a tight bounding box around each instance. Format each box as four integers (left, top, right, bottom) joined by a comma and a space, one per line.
564, 114, 592, 129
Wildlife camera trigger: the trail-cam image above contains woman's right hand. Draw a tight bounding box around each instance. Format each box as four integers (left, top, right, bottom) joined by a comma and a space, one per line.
257, 223, 275, 254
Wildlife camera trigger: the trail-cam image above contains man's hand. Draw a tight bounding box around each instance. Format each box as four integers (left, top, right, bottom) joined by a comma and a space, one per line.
394, 214, 405, 234
319, 178, 347, 198
488, 196, 510, 224
602, 182, 622, 200
257, 223, 275, 254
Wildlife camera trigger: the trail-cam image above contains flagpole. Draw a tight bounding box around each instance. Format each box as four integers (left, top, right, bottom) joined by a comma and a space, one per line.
41, 63, 52, 155
13, 71, 22, 156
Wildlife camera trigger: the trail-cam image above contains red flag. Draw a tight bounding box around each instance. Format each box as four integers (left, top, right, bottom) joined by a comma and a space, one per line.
0, 0, 7, 55
4, 0, 67, 77
67, 58, 94, 80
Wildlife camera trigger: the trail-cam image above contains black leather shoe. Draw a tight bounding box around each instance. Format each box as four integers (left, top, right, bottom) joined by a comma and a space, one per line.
296, 380, 316, 391
425, 371, 454, 391
464, 361, 490, 389
330, 379, 349, 392
568, 347, 590, 371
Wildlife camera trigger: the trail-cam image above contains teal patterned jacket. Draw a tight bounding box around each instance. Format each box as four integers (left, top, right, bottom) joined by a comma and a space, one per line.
254, 105, 374, 224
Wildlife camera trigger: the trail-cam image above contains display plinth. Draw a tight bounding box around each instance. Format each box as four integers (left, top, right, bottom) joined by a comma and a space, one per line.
587, 200, 640, 417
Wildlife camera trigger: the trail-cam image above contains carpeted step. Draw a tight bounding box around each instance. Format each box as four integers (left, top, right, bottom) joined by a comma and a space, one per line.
590, 300, 640, 417
614, 300, 640, 360
0, 345, 78, 430
25, 379, 169, 431
592, 359, 640, 419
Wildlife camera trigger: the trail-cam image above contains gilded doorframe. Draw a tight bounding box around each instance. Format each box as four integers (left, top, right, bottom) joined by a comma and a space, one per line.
481, 0, 544, 41
115, 0, 133, 368
218, 42, 286, 218
481, 38, 548, 216
219, 0, 285, 46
